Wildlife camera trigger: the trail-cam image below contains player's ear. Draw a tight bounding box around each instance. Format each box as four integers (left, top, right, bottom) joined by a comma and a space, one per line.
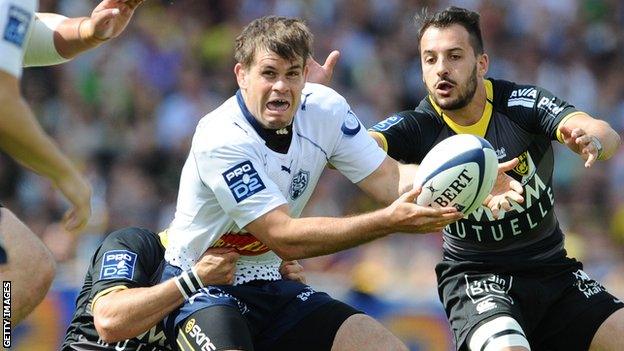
235, 63, 247, 89
302, 60, 310, 81
477, 53, 489, 78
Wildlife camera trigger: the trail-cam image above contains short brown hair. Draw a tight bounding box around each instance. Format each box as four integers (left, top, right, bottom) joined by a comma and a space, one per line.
234, 16, 313, 68
416, 6, 484, 55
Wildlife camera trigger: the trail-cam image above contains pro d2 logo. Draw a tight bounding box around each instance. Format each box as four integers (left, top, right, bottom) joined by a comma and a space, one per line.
290, 169, 310, 200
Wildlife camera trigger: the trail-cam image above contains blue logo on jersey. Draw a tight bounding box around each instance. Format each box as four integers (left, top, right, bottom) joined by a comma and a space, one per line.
99, 250, 137, 280
290, 169, 310, 200
370, 115, 403, 132
341, 110, 361, 136
3, 6, 31, 48
223, 161, 266, 203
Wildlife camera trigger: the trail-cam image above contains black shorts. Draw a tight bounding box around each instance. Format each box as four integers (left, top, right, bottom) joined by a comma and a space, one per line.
162, 264, 361, 351
436, 256, 624, 351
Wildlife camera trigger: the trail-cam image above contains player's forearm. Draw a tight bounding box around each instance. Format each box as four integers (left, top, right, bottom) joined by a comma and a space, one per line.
586, 119, 621, 160
0, 86, 80, 184
257, 210, 393, 261
50, 15, 104, 59
93, 280, 183, 342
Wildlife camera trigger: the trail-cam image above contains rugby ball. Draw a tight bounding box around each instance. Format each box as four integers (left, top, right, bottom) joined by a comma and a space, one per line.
413, 134, 498, 216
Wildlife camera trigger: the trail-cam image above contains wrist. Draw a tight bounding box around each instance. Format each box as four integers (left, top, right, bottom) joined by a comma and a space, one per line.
174, 267, 205, 300
78, 18, 107, 46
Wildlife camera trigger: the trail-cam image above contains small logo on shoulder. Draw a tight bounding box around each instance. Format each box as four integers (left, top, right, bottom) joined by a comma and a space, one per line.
370, 115, 403, 132
100, 250, 137, 280
223, 161, 266, 203
3, 6, 31, 48
341, 110, 361, 136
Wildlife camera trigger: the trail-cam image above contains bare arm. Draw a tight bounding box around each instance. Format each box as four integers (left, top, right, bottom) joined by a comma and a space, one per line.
0, 71, 91, 231
558, 112, 621, 167
246, 189, 462, 261
30, 0, 143, 62
93, 248, 239, 342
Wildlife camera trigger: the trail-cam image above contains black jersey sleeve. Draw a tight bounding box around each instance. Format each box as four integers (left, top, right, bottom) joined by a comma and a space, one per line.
493, 79, 579, 141
369, 108, 443, 164
89, 227, 165, 300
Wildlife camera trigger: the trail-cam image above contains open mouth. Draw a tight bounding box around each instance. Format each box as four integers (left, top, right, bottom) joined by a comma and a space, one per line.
266, 99, 290, 112
436, 81, 454, 94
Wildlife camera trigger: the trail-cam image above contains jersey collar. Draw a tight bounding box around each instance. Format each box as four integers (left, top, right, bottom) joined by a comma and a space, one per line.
428, 79, 494, 137
236, 90, 293, 154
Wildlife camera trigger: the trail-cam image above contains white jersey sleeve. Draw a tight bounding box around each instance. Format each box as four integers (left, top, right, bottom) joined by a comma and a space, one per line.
193, 129, 287, 230
0, 0, 37, 77
300, 84, 386, 183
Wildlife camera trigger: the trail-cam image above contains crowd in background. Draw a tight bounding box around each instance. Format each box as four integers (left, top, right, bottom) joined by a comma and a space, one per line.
7, 0, 624, 348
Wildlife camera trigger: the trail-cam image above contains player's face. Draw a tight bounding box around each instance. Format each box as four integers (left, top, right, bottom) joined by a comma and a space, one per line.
420, 24, 488, 110
235, 49, 308, 129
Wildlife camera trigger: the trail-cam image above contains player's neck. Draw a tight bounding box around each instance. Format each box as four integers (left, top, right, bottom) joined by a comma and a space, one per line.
441, 83, 487, 126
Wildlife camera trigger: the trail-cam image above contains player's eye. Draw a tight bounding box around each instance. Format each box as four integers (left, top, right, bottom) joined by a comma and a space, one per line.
263, 71, 276, 78
424, 57, 436, 64
287, 71, 301, 78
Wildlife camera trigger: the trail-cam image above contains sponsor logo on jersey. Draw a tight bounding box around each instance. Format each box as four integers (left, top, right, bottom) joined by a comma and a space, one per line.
296, 286, 316, 301
508, 88, 537, 108
212, 233, 270, 256
341, 110, 361, 136
222, 161, 266, 203
99, 250, 137, 280
290, 169, 310, 200
537, 97, 565, 116
572, 269, 606, 298
370, 115, 403, 132
513, 151, 530, 176
3, 6, 31, 48
184, 318, 216, 351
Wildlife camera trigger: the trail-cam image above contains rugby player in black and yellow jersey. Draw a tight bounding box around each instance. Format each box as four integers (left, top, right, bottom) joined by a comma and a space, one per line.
369, 7, 622, 351
62, 227, 305, 350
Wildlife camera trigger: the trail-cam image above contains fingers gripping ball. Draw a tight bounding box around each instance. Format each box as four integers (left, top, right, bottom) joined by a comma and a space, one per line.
413, 134, 498, 216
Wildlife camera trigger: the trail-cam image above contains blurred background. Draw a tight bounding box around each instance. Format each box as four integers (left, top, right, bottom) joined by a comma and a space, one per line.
8, 0, 624, 349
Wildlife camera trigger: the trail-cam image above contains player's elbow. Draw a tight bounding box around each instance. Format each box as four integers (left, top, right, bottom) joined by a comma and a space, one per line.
267, 234, 306, 261
94, 314, 127, 343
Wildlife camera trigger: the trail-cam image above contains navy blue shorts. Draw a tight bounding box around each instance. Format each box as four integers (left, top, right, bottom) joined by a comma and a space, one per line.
162, 263, 355, 350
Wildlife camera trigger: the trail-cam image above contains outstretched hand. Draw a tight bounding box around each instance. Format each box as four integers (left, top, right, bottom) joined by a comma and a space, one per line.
559, 125, 601, 168
306, 50, 340, 86
385, 186, 463, 233
483, 158, 524, 218
86, 0, 145, 41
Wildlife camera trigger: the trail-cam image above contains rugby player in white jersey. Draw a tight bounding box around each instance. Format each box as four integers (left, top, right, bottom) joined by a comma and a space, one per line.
161, 16, 464, 351
0, 0, 142, 325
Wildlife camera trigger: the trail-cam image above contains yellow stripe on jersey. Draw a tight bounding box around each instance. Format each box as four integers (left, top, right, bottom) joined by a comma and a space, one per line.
91, 285, 129, 312
158, 229, 169, 248
555, 111, 585, 143
428, 79, 494, 137
368, 131, 389, 152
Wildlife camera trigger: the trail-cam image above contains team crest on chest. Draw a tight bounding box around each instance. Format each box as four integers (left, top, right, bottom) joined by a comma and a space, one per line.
290, 169, 310, 199
513, 151, 530, 176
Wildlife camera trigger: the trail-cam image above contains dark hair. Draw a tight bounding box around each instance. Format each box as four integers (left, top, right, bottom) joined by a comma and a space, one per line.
416, 6, 484, 55
234, 16, 313, 68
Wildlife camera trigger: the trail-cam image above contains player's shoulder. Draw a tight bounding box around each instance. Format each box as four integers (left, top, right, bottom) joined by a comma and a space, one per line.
103, 227, 161, 252
300, 83, 349, 114
489, 78, 541, 110
193, 96, 259, 153
370, 99, 443, 133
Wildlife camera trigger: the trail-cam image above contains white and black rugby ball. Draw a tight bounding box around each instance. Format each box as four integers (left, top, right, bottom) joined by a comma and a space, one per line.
413, 134, 498, 216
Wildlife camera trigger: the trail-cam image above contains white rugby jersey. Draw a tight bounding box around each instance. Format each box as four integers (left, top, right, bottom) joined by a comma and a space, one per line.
0, 0, 36, 77
165, 83, 386, 284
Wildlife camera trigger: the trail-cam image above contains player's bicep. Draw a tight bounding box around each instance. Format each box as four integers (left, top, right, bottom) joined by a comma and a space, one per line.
243, 204, 292, 249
